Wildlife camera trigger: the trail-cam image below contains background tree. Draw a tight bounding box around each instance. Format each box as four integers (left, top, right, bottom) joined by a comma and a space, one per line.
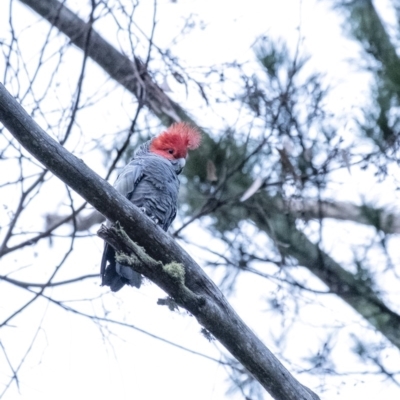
0, 0, 399, 399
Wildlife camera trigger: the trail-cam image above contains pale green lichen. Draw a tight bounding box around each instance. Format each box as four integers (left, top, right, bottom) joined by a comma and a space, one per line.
115, 251, 140, 267
113, 222, 161, 269
163, 261, 185, 285
112, 223, 203, 309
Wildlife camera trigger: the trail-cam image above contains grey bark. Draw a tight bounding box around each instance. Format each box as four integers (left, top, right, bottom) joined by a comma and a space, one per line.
0, 82, 320, 400
274, 198, 400, 234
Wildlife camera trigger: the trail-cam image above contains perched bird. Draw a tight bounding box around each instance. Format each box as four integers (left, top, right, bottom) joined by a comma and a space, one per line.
100, 122, 201, 292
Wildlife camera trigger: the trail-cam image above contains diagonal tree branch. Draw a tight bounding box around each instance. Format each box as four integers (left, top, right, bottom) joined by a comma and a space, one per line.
338, 0, 400, 89
248, 195, 400, 350
0, 82, 320, 400
274, 198, 400, 234
19, 0, 187, 126
42, 196, 400, 235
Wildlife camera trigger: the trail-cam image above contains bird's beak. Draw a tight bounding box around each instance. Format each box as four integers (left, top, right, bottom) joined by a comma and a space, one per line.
173, 157, 186, 175
177, 158, 186, 170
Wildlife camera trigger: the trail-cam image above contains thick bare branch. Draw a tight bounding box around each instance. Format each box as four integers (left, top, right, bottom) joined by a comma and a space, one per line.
249, 195, 400, 350
339, 0, 400, 87
19, 0, 186, 126
46, 198, 400, 235
45, 208, 104, 232
275, 198, 400, 234
0, 83, 320, 400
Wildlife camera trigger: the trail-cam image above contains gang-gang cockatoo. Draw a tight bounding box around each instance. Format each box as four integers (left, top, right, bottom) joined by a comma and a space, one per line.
100, 122, 201, 291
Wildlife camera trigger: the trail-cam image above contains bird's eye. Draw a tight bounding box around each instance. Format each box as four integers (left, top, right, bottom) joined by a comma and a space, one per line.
167, 149, 174, 154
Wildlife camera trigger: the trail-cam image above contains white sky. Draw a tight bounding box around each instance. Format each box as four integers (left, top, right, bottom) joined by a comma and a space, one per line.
1, 1, 400, 400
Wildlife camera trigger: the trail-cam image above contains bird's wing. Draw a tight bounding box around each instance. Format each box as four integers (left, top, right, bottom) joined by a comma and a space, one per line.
100, 159, 143, 285
113, 160, 144, 198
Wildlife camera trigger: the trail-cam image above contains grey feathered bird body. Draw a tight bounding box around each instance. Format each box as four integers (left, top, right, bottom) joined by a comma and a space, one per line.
100, 141, 182, 292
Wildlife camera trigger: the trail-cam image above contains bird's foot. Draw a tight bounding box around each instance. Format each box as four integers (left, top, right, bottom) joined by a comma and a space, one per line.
139, 207, 159, 225
149, 215, 159, 225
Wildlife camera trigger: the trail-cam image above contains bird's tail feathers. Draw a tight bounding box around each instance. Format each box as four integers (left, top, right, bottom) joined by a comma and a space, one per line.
100, 243, 142, 292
